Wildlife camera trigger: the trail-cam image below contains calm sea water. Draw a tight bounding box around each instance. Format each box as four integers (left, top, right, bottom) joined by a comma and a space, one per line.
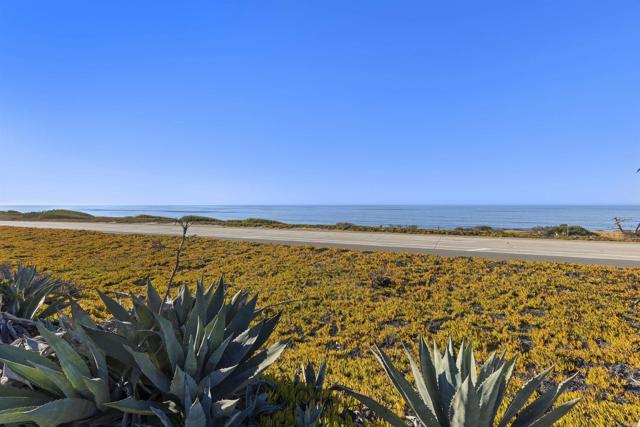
2, 205, 639, 230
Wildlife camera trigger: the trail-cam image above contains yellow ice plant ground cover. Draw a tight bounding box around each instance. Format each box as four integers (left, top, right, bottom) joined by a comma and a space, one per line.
0, 226, 638, 426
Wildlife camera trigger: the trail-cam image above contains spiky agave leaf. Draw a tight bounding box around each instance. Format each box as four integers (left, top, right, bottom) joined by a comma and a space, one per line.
339, 337, 579, 427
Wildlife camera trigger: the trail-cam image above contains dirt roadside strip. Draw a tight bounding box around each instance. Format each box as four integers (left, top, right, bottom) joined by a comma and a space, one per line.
1, 220, 639, 268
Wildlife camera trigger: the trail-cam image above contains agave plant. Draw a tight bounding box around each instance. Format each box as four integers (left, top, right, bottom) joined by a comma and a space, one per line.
338, 338, 579, 427
0, 321, 149, 426
295, 361, 327, 427
83, 277, 287, 426
296, 403, 324, 427
0, 264, 71, 343
0, 264, 70, 319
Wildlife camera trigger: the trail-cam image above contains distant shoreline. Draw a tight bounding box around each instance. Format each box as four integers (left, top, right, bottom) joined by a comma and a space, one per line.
1, 204, 637, 231
1, 209, 638, 242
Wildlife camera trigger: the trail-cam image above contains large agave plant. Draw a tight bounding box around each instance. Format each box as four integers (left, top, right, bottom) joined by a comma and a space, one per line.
0, 321, 145, 426
0, 277, 286, 426
0, 265, 71, 343
85, 277, 287, 426
338, 338, 579, 427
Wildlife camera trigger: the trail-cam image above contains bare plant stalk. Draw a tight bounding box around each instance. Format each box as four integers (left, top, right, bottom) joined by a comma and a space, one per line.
163, 218, 192, 304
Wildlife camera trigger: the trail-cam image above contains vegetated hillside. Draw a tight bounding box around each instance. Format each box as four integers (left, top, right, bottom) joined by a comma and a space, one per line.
0, 226, 638, 426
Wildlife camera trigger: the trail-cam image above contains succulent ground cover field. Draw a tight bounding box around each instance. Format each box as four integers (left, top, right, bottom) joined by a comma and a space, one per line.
0, 226, 638, 426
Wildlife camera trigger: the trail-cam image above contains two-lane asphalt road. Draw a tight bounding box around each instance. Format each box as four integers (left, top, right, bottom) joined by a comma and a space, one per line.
1, 220, 639, 267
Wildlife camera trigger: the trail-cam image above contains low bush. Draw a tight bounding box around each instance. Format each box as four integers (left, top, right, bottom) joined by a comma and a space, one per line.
532, 224, 596, 237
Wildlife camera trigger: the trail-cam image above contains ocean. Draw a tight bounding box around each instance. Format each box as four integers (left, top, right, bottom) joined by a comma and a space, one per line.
1, 205, 639, 231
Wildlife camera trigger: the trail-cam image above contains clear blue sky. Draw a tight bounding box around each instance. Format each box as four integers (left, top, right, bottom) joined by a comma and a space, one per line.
1, 1, 638, 205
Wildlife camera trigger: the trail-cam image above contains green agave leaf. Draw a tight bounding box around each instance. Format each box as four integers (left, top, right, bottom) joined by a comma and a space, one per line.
170, 366, 197, 403
208, 365, 239, 389
204, 307, 227, 355
184, 289, 205, 341
37, 324, 91, 395
404, 343, 440, 423
84, 327, 136, 366
493, 357, 516, 426
155, 313, 184, 368
221, 323, 264, 368
225, 294, 258, 338
1, 360, 63, 395
477, 352, 498, 387
513, 373, 578, 427
151, 406, 174, 427
438, 341, 458, 416
196, 340, 209, 375
0, 386, 51, 399
0, 405, 38, 423
205, 277, 225, 320
185, 399, 206, 427
477, 364, 506, 427
97, 290, 132, 322
73, 324, 109, 385
214, 340, 287, 398
499, 367, 552, 427
372, 345, 440, 427
70, 302, 97, 328
0, 396, 51, 411
247, 313, 281, 357
124, 345, 170, 392
450, 376, 480, 427
21, 291, 48, 320
146, 280, 163, 313
28, 362, 79, 398
206, 335, 233, 373
0, 397, 97, 427
104, 397, 158, 415
418, 337, 444, 424
333, 384, 406, 427
528, 398, 580, 427
0, 342, 59, 370
133, 298, 156, 330
83, 377, 110, 409
184, 337, 198, 377
175, 285, 192, 325
38, 299, 71, 320
194, 317, 205, 355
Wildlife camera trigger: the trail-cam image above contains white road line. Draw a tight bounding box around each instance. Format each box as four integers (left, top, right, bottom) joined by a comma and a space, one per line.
467, 248, 491, 252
